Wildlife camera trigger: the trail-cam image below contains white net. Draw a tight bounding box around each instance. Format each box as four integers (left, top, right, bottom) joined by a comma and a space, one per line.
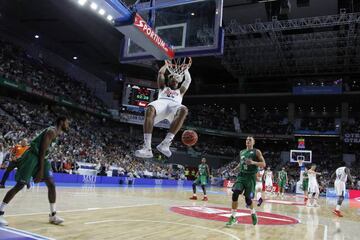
165, 57, 192, 80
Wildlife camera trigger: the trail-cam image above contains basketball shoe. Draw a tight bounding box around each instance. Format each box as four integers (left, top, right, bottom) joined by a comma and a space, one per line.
189, 195, 197, 200
332, 209, 343, 217
251, 213, 258, 225
257, 197, 263, 207
135, 146, 153, 158
156, 142, 172, 158
49, 212, 64, 225
226, 216, 237, 227
0, 213, 8, 226
202, 196, 208, 201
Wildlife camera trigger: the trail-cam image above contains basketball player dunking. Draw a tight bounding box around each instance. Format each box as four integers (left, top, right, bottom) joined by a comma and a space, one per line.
331, 166, 354, 217
135, 60, 192, 158
0, 117, 69, 226
226, 136, 266, 227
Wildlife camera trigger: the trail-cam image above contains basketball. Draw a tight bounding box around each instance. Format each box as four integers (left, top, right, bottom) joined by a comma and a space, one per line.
181, 130, 198, 146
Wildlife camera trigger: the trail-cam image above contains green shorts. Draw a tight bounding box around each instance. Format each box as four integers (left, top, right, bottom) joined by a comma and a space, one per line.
232, 172, 256, 199
193, 175, 208, 185
15, 150, 52, 184
279, 180, 286, 188
302, 180, 309, 191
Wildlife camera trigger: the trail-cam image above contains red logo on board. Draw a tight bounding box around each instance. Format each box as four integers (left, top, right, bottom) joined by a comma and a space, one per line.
170, 206, 299, 225
133, 13, 175, 58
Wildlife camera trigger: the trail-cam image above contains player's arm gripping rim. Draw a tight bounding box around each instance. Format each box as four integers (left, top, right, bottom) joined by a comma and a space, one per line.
34, 129, 56, 183
157, 64, 167, 89
245, 149, 266, 168
179, 61, 192, 95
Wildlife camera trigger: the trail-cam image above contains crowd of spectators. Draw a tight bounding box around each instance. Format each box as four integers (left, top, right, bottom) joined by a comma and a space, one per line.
299, 118, 336, 132
186, 104, 236, 131
0, 38, 107, 111
0, 96, 186, 180
240, 112, 294, 135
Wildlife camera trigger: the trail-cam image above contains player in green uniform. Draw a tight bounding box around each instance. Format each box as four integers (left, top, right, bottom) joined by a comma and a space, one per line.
277, 167, 288, 198
189, 158, 211, 201
0, 117, 69, 226
226, 136, 266, 227
302, 167, 309, 203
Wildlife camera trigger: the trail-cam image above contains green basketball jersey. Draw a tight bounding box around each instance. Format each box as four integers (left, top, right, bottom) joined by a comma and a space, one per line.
198, 164, 208, 176
303, 171, 309, 182
279, 170, 287, 181
239, 148, 258, 174
30, 127, 56, 156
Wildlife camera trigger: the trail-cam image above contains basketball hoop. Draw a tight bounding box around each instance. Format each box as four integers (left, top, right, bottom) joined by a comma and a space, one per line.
165, 57, 192, 80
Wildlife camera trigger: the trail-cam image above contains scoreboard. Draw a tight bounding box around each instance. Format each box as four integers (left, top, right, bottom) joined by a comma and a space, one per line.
122, 84, 157, 108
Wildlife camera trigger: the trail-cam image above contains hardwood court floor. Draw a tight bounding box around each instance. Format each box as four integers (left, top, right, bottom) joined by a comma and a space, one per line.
0, 185, 359, 240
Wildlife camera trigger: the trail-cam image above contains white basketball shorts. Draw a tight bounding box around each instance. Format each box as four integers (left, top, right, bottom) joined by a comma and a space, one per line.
148, 99, 185, 124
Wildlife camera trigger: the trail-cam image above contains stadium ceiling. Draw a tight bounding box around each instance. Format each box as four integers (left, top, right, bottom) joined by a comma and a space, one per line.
0, 0, 359, 87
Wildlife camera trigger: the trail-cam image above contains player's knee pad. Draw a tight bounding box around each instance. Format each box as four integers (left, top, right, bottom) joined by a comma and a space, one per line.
232, 190, 241, 202
245, 197, 253, 206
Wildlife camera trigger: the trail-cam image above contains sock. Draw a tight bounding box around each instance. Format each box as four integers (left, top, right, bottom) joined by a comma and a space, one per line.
231, 209, 237, 217
163, 133, 175, 144
50, 203, 56, 214
251, 208, 256, 214
256, 192, 262, 201
204, 195, 207, 197
336, 205, 341, 211
144, 133, 152, 149
0, 202, 7, 213
282, 193, 284, 196
193, 194, 197, 197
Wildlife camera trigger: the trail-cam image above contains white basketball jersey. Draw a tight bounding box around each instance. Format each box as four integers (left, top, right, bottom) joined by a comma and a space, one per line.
257, 170, 265, 182
308, 171, 318, 185
335, 167, 348, 182
265, 171, 272, 180
158, 87, 183, 104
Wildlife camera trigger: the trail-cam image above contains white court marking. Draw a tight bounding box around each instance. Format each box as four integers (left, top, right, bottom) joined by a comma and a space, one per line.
84, 219, 241, 240
320, 224, 328, 240
6, 204, 158, 217
219, 213, 295, 222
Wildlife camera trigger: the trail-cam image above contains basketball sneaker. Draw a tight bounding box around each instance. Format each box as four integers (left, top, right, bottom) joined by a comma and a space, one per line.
156, 142, 172, 158
49, 213, 64, 225
202, 196, 208, 201
257, 197, 263, 207
135, 147, 153, 158
225, 216, 237, 227
332, 209, 343, 217
251, 213, 258, 225
189, 196, 197, 200
0, 213, 8, 226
